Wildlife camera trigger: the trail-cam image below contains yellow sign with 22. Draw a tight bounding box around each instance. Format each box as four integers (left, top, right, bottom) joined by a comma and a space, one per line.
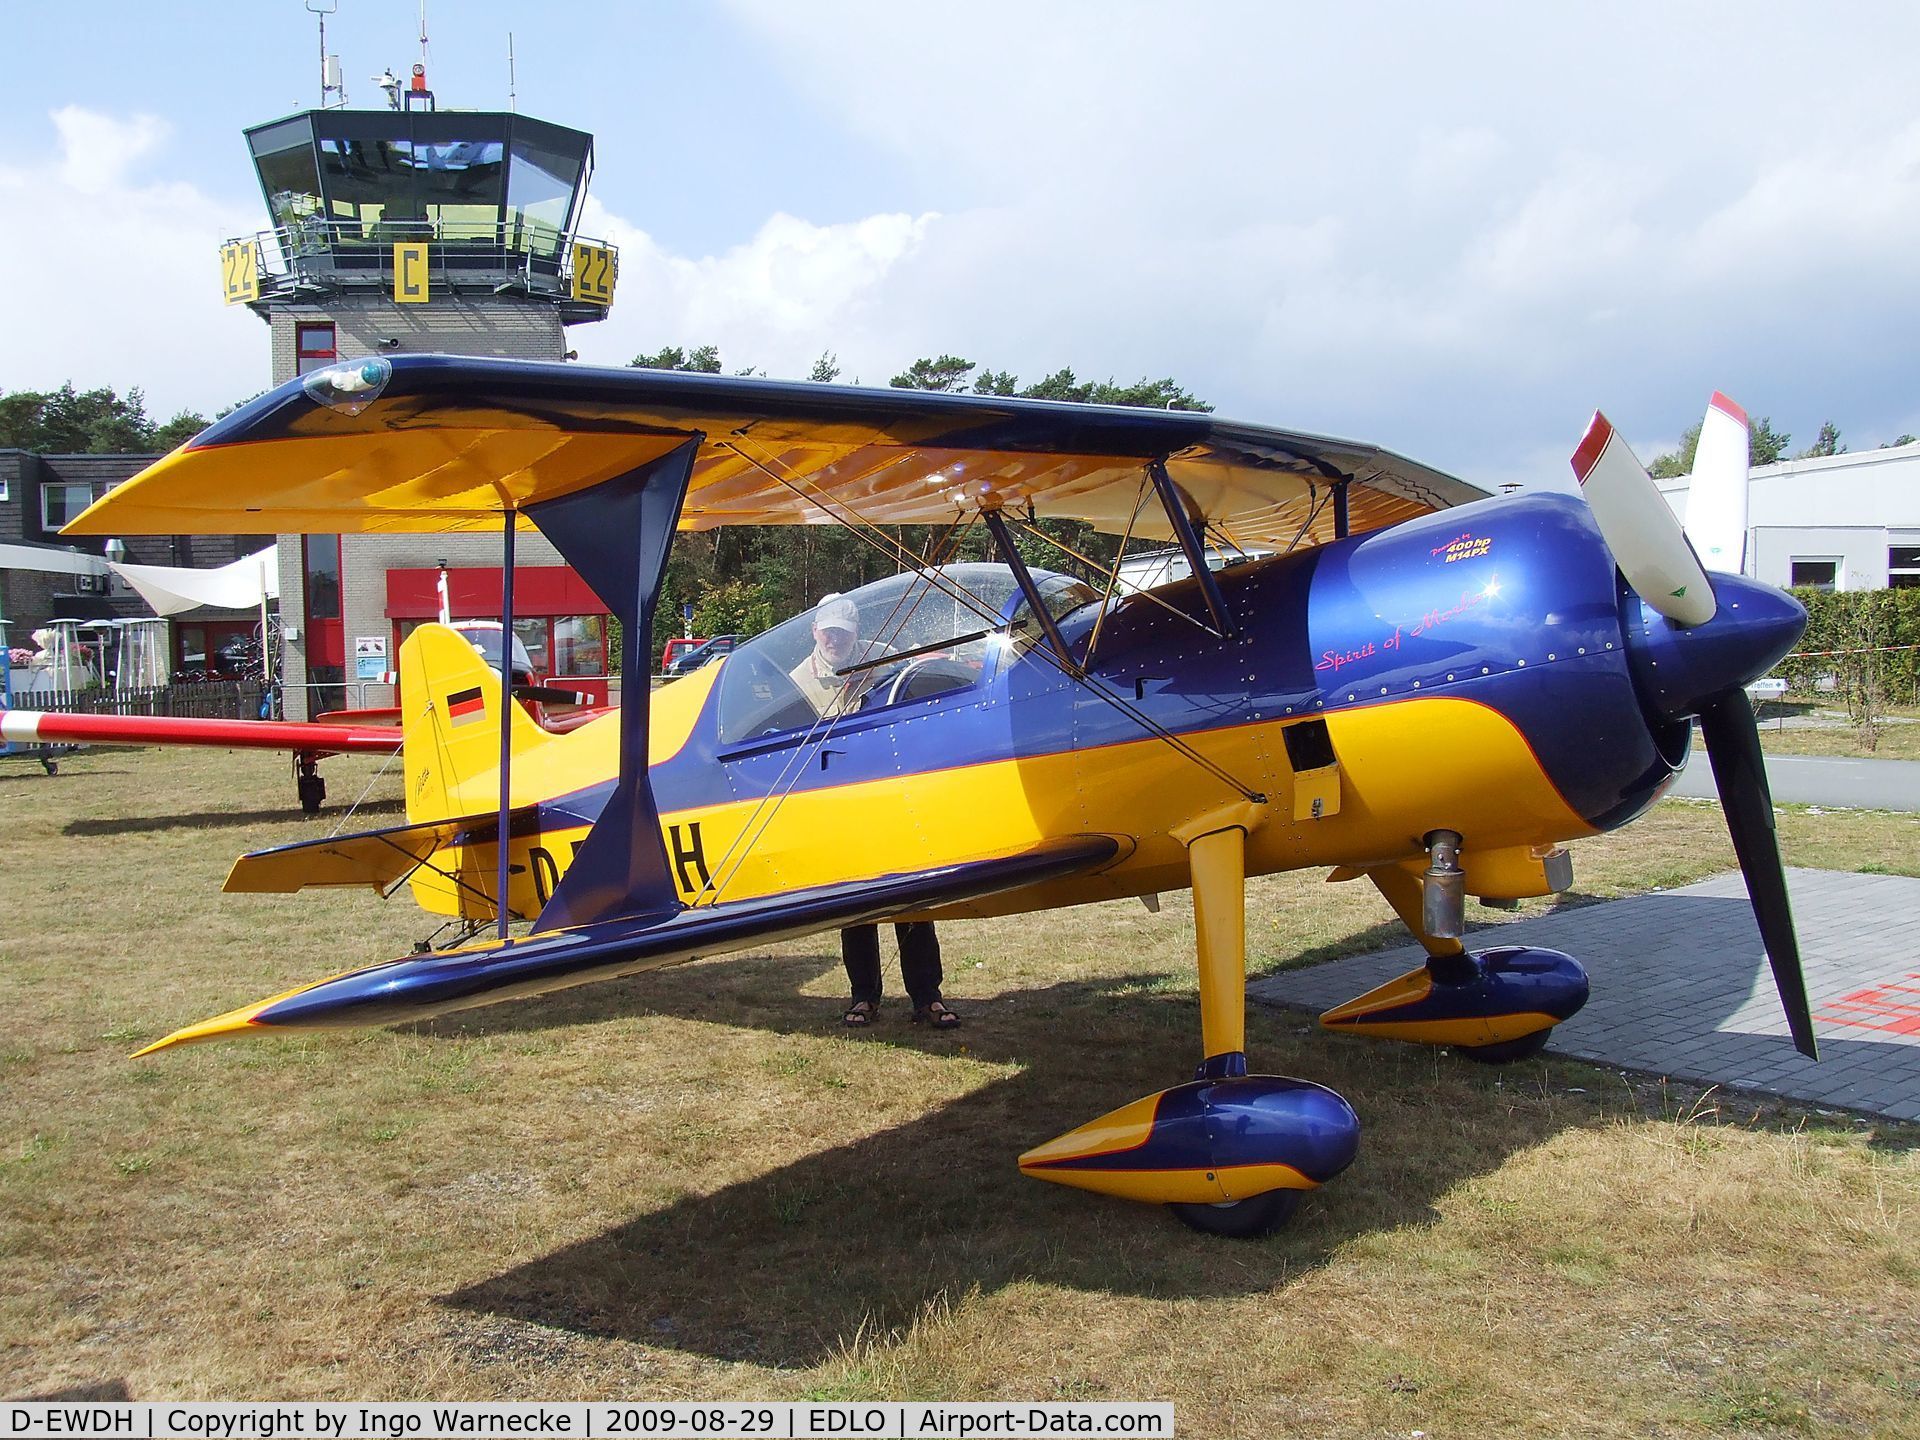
571, 243, 616, 306
219, 241, 258, 305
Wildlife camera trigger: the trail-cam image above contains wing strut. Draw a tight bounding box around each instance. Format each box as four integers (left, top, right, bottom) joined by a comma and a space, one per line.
494, 504, 517, 941
981, 507, 1078, 674
524, 437, 700, 933
1147, 459, 1237, 640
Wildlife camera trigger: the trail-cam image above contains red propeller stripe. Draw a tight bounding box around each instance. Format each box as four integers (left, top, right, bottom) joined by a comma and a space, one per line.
1569, 413, 1613, 485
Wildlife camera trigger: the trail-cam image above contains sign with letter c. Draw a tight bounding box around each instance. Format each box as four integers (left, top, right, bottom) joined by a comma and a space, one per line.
393, 243, 430, 304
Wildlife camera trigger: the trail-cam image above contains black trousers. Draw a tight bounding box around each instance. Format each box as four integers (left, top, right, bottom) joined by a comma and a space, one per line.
842, 922, 943, 1008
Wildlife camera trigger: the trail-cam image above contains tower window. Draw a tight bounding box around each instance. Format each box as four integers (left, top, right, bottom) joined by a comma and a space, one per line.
296, 322, 337, 376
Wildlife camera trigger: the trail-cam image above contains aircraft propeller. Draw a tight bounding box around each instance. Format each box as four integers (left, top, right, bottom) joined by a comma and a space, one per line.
1570, 413, 1716, 625
1571, 407, 1817, 1059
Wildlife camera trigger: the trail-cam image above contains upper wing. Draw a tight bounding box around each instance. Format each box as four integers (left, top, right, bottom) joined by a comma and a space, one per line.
0, 709, 400, 756
70, 356, 1481, 551
136, 834, 1120, 1054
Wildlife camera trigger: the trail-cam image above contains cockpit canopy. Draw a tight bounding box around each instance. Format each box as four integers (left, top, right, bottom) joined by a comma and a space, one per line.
713, 563, 1096, 746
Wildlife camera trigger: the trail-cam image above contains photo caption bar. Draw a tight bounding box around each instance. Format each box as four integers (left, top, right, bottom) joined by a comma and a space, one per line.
1, 1403, 1173, 1440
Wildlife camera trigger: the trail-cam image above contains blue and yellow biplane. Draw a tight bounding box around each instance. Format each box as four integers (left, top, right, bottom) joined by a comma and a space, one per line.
65, 362, 1808, 1237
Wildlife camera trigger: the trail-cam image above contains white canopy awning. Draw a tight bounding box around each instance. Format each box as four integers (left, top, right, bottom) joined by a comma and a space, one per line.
110, 546, 280, 617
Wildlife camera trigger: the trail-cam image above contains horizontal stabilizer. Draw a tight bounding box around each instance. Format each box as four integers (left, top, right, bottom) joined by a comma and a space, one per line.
223, 803, 561, 895
226, 816, 476, 894
139, 834, 1120, 1053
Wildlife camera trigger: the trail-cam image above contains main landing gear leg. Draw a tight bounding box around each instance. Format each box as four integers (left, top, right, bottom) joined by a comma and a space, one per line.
1318, 846, 1589, 1063
294, 751, 326, 815
1189, 825, 1248, 1077
1016, 823, 1360, 1236
1174, 826, 1299, 1237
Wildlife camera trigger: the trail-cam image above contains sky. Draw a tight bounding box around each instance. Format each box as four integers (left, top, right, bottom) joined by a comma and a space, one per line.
2, 1, 1918, 492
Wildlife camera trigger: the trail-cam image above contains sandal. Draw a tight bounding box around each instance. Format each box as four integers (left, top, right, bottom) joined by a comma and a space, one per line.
843, 999, 879, 1028
912, 1001, 962, 1029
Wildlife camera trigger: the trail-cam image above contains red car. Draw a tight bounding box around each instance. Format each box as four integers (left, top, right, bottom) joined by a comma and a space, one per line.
660, 636, 705, 672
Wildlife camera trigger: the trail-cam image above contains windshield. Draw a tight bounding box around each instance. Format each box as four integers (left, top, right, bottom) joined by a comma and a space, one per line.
453, 624, 535, 674
713, 563, 1093, 746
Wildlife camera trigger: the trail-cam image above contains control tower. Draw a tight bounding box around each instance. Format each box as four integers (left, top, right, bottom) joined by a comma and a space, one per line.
219, 78, 620, 724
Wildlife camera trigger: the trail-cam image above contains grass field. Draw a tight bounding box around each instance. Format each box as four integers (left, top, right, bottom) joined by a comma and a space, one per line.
2, 745, 1917, 1435
1757, 702, 1920, 761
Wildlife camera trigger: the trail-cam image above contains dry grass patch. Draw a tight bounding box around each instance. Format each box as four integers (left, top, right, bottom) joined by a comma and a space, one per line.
2, 746, 1917, 1435
1757, 703, 1920, 761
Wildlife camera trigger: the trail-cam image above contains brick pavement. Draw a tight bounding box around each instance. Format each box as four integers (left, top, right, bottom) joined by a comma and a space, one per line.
1249, 868, 1920, 1122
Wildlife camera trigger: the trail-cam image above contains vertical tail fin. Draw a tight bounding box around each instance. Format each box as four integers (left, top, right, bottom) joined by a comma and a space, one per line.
399, 623, 551, 824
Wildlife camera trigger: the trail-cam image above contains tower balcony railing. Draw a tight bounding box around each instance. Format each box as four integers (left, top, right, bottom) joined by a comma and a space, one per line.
222, 218, 618, 323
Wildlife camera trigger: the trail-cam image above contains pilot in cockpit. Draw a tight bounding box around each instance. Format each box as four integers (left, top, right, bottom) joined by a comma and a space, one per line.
786, 592, 883, 717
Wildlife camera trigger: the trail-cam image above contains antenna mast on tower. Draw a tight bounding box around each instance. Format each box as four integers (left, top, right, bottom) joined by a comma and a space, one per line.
305, 0, 346, 108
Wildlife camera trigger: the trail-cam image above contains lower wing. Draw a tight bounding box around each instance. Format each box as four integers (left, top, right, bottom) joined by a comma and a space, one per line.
136, 834, 1120, 1055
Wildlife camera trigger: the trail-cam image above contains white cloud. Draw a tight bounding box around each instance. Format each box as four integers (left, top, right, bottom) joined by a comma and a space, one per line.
0, 107, 261, 419
573, 199, 938, 378
17, 1, 1920, 489
49, 105, 168, 195
1678, 121, 1920, 285
708, 0, 1920, 481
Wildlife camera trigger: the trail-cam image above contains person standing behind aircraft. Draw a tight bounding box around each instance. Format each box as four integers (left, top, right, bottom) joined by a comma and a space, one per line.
842, 922, 960, 1029
781, 593, 963, 1029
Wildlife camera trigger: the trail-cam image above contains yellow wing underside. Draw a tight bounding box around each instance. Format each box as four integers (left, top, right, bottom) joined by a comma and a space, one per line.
68, 364, 1475, 545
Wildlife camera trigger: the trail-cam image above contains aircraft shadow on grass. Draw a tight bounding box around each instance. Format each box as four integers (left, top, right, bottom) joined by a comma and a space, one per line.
0, 766, 132, 785
428, 949, 1602, 1367
428, 887, 1920, 1366
64, 796, 406, 836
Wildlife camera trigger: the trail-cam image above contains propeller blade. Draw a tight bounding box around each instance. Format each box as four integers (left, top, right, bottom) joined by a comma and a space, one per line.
1698, 688, 1818, 1058
1684, 391, 1751, 576
1570, 412, 1717, 626
513, 683, 594, 707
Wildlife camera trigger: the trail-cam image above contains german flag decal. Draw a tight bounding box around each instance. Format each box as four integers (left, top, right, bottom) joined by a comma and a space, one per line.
446, 686, 487, 727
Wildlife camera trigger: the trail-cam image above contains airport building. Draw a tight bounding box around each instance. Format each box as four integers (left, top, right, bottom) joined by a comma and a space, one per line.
2, 72, 623, 713
0, 449, 254, 674
1656, 442, 1920, 593
226, 79, 623, 717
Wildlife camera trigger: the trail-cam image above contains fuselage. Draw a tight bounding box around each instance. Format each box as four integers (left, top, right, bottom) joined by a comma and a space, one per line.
417, 492, 1726, 927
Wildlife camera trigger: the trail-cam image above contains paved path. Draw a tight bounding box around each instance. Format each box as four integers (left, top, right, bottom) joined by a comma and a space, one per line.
1250, 868, 1920, 1122
1673, 747, 1920, 810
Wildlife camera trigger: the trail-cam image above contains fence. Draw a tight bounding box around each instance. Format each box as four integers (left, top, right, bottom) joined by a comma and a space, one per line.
281, 679, 396, 718
7, 681, 265, 721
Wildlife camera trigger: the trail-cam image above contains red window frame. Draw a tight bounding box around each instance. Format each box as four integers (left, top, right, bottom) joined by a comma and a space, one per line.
174, 620, 257, 677
295, 322, 337, 376
391, 613, 612, 679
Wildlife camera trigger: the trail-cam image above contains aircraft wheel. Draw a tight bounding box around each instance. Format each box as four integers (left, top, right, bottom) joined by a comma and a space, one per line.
1458, 1027, 1552, 1065
297, 773, 326, 815
1169, 1188, 1300, 1239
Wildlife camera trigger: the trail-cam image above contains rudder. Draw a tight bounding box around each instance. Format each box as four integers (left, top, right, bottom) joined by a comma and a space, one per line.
399, 623, 550, 824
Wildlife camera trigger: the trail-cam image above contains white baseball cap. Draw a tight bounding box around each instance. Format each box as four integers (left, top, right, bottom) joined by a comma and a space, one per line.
815, 594, 859, 632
